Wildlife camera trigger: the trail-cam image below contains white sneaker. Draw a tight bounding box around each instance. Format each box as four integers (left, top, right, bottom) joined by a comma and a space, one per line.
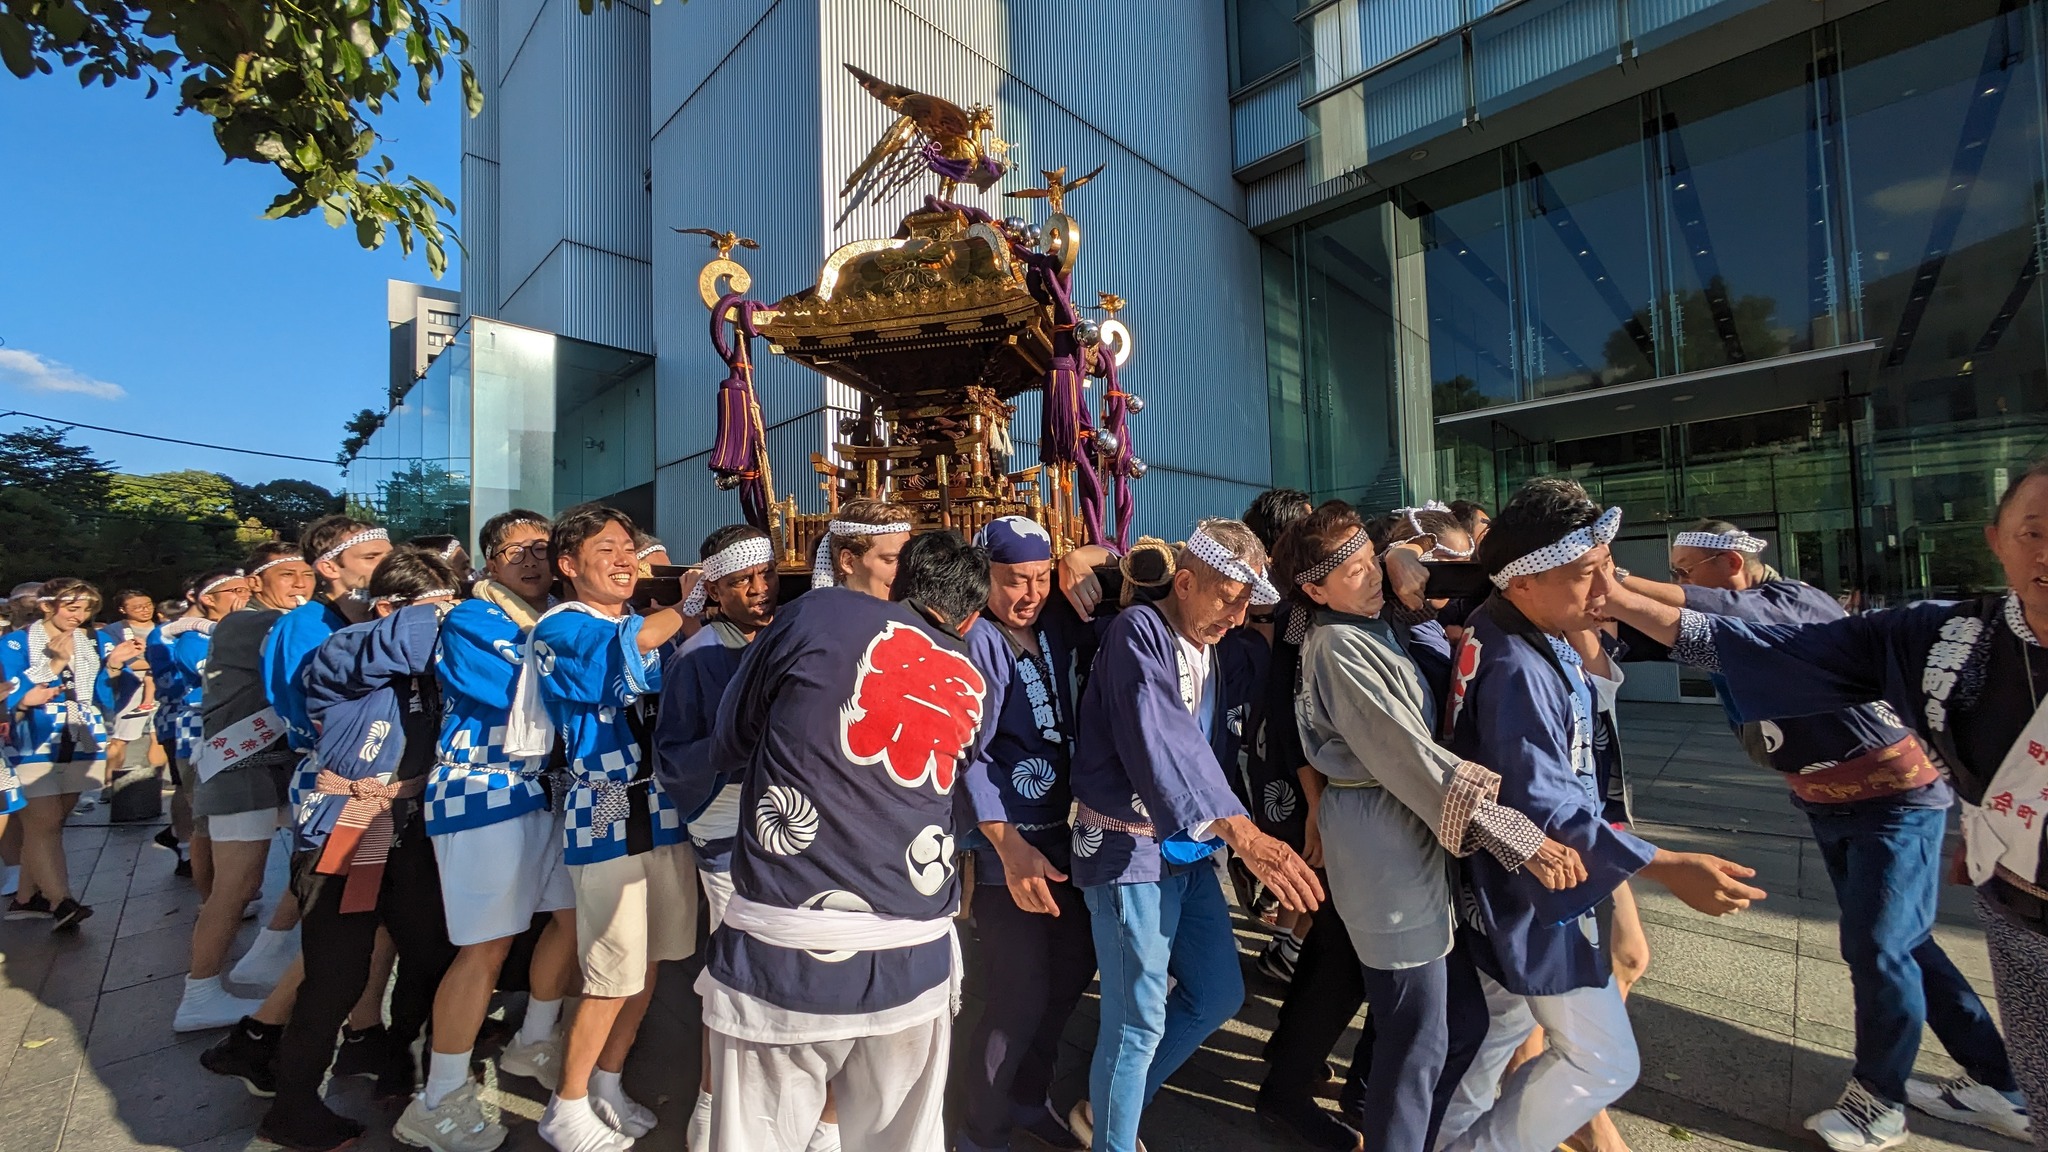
173, 975, 267, 1033
540, 1096, 635, 1152
394, 1081, 508, 1152
592, 1091, 655, 1139
498, 1032, 562, 1091
1806, 1081, 1909, 1152
1907, 1074, 2030, 1139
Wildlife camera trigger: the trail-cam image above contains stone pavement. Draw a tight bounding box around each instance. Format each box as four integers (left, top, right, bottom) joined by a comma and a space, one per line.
0, 703, 2027, 1152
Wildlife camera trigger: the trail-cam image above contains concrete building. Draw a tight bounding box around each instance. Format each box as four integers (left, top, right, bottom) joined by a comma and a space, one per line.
386, 279, 462, 398
349, 0, 2043, 702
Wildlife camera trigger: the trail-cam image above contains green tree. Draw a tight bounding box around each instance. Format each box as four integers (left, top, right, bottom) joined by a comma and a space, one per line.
339, 406, 383, 466
233, 477, 342, 540
109, 469, 239, 520
0, 424, 113, 590
0, 0, 477, 274
0, 422, 113, 513
378, 459, 465, 541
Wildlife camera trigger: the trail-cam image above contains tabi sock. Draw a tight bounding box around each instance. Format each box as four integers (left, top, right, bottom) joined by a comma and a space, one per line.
688, 1090, 713, 1151
806, 1120, 842, 1152
518, 996, 563, 1046
423, 1049, 472, 1110
591, 1068, 627, 1107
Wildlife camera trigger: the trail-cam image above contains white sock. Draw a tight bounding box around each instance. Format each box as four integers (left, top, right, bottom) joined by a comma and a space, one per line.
519, 997, 563, 1046
807, 1120, 841, 1152
183, 974, 220, 998
591, 1067, 625, 1104
423, 1049, 471, 1110
688, 1090, 713, 1151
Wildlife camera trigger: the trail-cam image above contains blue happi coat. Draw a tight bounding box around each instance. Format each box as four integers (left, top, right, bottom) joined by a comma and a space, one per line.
1675, 594, 2040, 863
98, 624, 147, 709
426, 599, 546, 837
1, 624, 116, 806
1067, 603, 1256, 888
653, 623, 751, 873
959, 608, 1090, 881
1447, 596, 1658, 996
296, 605, 443, 850
1667, 579, 1943, 813
696, 588, 988, 1020
530, 606, 682, 866
263, 600, 351, 805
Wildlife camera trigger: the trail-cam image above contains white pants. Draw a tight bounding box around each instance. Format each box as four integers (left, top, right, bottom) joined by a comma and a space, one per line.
1437, 973, 1639, 1152
708, 1016, 949, 1152
433, 808, 575, 947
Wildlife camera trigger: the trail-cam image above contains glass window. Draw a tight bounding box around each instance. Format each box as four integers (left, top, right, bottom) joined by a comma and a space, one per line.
1654, 37, 1841, 373
1231, 0, 1300, 87
1261, 236, 1312, 494
1307, 0, 1363, 94
1300, 202, 1402, 505
1307, 85, 1370, 183
1514, 100, 1660, 396
1402, 152, 1520, 413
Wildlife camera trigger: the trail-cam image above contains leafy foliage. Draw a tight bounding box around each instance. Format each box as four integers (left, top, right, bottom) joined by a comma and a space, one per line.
376, 458, 465, 541
0, 425, 340, 599
0, 0, 478, 273
339, 407, 383, 466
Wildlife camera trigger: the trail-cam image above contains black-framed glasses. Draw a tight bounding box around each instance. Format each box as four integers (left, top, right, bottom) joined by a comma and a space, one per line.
494, 541, 551, 564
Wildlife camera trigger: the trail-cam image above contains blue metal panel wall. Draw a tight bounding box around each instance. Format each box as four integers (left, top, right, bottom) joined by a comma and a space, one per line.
1247, 161, 1318, 229
561, 244, 654, 353
648, 0, 823, 550
461, 0, 500, 320
1233, 66, 1308, 169
649, 0, 778, 131
1471, 0, 1617, 113
1364, 37, 1467, 154
1358, 0, 1466, 75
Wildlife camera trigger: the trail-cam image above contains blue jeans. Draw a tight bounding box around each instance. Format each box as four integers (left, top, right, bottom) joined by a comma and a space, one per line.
1084, 867, 1245, 1152
1808, 802, 2016, 1103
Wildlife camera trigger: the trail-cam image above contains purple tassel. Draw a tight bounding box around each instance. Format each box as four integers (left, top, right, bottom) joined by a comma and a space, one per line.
1094, 353, 1136, 552
709, 294, 771, 530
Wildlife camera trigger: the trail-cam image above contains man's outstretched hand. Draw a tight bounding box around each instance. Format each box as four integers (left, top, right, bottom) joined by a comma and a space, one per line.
1642, 849, 1766, 916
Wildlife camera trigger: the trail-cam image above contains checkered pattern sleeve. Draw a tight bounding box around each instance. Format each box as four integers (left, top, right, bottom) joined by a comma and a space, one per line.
1439, 759, 1544, 869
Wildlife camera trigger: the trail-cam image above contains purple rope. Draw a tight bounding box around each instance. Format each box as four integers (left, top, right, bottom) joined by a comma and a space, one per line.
1094, 353, 1136, 552
709, 294, 771, 530
919, 140, 1005, 188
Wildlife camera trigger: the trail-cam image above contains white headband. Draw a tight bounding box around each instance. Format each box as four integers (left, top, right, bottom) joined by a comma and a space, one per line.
1490, 506, 1623, 589
250, 555, 299, 577
636, 542, 667, 562
809, 518, 914, 589
371, 588, 459, 606
317, 528, 389, 565
1674, 529, 1767, 555
1184, 527, 1280, 606
197, 572, 246, 598
682, 536, 777, 615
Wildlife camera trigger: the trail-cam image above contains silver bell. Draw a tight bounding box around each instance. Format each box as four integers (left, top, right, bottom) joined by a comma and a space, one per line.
715, 472, 742, 491
1075, 319, 1102, 346
1127, 456, 1148, 480
1002, 215, 1028, 238
1094, 429, 1121, 456
1023, 223, 1043, 248
1124, 394, 1145, 414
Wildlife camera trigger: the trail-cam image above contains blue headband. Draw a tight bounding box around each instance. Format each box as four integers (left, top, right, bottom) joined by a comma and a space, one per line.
975, 515, 1053, 564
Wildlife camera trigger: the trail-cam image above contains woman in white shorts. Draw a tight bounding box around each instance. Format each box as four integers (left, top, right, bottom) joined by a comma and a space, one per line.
94, 589, 159, 802
1, 578, 138, 930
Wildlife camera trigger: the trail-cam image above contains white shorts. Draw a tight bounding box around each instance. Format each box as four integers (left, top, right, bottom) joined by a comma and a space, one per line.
569, 841, 699, 998
207, 807, 286, 842
700, 867, 735, 932
433, 807, 575, 948
112, 711, 150, 743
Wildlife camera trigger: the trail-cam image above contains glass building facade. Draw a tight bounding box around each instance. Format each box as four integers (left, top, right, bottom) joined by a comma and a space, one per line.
1264, 0, 2048, 607
346, 318, 654, 550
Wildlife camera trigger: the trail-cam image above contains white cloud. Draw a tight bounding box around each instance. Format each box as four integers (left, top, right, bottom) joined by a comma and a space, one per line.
0, 348, 126, 401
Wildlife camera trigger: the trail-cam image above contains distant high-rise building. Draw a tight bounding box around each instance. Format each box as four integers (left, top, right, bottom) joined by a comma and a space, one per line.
387, 279, 463, 399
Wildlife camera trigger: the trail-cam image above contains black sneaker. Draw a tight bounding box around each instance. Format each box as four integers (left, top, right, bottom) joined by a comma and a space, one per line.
331, 1023, 390, 1080
173, 856, 193, 878
257, 1102, 365, 1152
49, 898, 92, 931
201, 1016, 281, 1097
153, 827, 180, 854
1255, 933, 1302, 983
1256, 1090, 1365, 1152
373, 1044, 417, 1102
5, 893, 53, 920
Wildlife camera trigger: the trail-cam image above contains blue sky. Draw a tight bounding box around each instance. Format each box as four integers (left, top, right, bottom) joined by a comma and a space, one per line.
0, 67, 463, 489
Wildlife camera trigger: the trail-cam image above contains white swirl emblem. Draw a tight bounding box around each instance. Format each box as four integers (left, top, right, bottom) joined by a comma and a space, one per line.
1130, 793, 1149, 819
905, 824, 956, 896
1262, 779, 1297, 823
531, 639, 556, 676
1759, 721, 1784, 753
799, 891, 873, 962
755, 786, 820, 856
1072, 823, 1103, 859
1011, 758, 1056, 800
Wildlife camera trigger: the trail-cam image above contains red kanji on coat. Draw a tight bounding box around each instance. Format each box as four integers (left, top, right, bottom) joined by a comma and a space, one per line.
839, 621, 988, 794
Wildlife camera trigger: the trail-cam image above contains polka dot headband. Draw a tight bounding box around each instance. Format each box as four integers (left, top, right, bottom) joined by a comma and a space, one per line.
682, 535, 776, 616
1184, 527, 1280, 606
1489, 505, 1623, 589
1673, 529, 1767, 554
810, 518, 913, 589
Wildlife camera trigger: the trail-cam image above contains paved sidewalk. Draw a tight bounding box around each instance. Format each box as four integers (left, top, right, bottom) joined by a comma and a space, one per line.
0, 704, 2028, 1152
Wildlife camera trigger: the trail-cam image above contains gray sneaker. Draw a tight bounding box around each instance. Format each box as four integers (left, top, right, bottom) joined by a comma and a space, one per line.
498, 1032, 562, 1091
394, 1081, 508, 1152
